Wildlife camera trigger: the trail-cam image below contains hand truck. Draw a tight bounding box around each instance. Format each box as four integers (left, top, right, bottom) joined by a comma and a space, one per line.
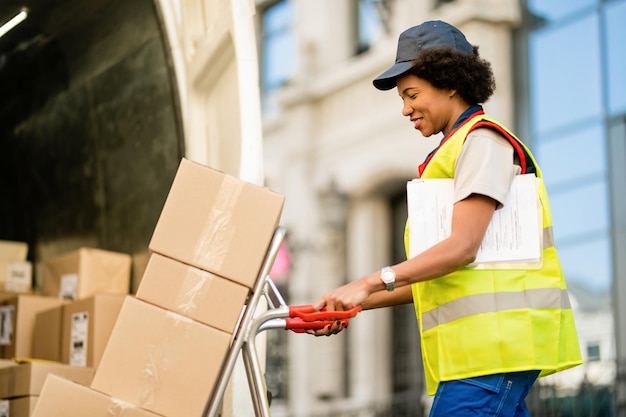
202, 226, 361, 417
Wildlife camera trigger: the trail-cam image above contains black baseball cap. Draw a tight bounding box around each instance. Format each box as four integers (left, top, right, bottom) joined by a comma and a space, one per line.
373, 20, 474, 91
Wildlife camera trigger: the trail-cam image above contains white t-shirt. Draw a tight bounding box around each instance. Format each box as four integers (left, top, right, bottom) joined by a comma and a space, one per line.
453, 127, 522, 208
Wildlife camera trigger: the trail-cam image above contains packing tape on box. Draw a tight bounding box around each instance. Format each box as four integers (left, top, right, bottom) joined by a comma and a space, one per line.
196, 176, 244, 269
176, 269, 206, 315
138, 312, 196, 408
109, 397, 141, 416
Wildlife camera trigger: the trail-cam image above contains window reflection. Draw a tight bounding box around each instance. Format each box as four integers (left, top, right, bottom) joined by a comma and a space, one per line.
262, 0, 296, 92
527, 0, 618, 297
558, 237, 611, 292
355, 0, 384, 54
549, 181, 609, 243
530, 15, 602, 134
536, 123, 605, 188
527, 0, 597, 22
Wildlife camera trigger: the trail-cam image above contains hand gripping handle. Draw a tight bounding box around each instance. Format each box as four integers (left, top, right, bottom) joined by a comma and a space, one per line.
285, 317, 350, 333
288, 304, 362, 321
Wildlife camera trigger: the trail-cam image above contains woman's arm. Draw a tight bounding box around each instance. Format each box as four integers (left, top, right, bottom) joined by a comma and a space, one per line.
313, 193, 497, 312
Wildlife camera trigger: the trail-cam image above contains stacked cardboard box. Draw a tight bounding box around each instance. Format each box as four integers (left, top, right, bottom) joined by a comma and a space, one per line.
41, 248, 132, 301
0, 240, 32, 293
32, 374, 161, 417
29, 247, 132, 365
0, 294, 67, 359
33, 158, 285, 417
0, 360, 94, 417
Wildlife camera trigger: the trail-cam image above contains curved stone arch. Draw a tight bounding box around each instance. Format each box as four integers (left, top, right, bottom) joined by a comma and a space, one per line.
154, 0, 264, 184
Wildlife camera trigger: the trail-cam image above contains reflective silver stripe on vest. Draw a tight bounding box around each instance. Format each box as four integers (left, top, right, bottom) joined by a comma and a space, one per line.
421, 288, 571, 332
543, 226, 554, 249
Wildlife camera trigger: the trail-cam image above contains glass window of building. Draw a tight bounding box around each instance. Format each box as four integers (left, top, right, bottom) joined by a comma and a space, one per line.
527, 0, 598, 22
526, 1, 614, 296
261, 0, 296, 92
587, 343, 601, 362
354, 0, 384, 54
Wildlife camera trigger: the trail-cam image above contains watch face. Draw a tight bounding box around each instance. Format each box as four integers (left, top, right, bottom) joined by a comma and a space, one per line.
382, 268, 395, 283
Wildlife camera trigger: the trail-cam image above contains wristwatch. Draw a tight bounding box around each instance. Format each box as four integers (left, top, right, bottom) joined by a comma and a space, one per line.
380, 266, 396, 292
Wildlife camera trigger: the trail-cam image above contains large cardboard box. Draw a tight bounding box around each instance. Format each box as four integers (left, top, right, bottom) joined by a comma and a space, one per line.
61, 293, 125, 368
0, 396, 37, 417
136, 253, 248, 334
32, 374, 160, 417
0, 295, 67, 359
42, 248, 131, 300
91, 296, 231, 417
32, 305, 64, 362
0, 361, 94, 398
149, 158, 284, 288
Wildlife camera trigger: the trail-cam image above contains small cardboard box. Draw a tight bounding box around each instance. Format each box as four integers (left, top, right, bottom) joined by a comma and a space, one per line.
61, 293, 125, 368
0, 242, 31, 294
149, 158, 284, 288
42, 248, 131, 300
136, 253, 248, 334
33, 305, 64, 362
0, 361, 94, 398
0, 396, 37, 416
0, 295, 67, 359
32, 374, 160, 417
0, 261, 32, 293
91, 296, 231, 417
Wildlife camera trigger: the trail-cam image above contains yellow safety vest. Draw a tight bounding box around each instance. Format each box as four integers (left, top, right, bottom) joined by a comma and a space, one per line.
406, 112, 583, 395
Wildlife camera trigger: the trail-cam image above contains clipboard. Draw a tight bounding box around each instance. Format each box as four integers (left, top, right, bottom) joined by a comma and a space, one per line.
406, 174, 543, 269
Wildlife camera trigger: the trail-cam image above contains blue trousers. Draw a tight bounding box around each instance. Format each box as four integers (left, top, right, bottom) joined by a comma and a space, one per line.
429, 371, 540, 417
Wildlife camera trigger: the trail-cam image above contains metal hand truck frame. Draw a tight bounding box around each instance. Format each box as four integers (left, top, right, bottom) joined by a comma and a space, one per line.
202, 226, 360, 417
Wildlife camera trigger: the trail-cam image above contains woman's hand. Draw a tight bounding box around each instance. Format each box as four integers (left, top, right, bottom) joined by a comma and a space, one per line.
305, 276, 377, 337
305, 320, 346, 337
313, 277, 375, 312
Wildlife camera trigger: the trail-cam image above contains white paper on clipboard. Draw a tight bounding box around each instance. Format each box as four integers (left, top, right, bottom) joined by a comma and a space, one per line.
406, 174, 543, 269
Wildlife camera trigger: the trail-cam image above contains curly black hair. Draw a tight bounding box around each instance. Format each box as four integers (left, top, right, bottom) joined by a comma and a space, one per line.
408, 46, 495, 105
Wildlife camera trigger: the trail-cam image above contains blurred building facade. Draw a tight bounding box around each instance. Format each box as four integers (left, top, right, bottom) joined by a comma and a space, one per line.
256, 0, 626, 416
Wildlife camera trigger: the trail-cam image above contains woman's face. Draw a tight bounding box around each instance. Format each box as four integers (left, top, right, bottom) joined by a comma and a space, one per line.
396, 73, 459, 137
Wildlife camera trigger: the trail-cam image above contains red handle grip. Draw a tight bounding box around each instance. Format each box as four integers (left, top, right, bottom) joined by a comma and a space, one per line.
285, 317, 350, 333
288, 305, 362, 321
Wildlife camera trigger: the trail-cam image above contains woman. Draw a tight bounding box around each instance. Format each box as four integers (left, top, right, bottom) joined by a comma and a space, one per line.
311, 20, 582, 417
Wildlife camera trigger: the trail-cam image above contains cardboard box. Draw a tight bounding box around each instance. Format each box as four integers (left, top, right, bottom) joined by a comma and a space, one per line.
136, 253, 248, 334
33, 374, 161, 417
91, 296, 231, 417
149, 158, 284, 288
61, 293, 125, 368
0, 239, 31, 293
0, 241, 28, 261
42, 248, 131, 300
0, 295, 67, 359
0, 361, 94, 398
0, 396, 37, 416
33, 305, 64, 362
0, 261, 32, 293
